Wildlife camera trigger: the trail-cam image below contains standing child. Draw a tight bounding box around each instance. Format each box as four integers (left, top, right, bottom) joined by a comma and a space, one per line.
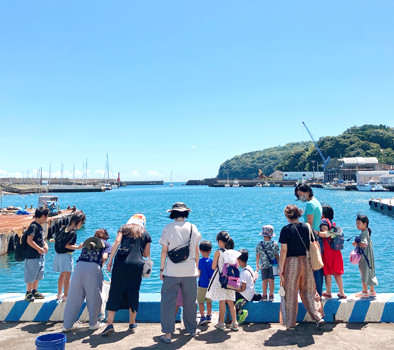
197, 241, 214, 325
353, 214, 378, 298
24, 207, 49, 302
206, 231, 238, 331
235, 249, 261, 324
53, 211, 85, 302
255, 225, 279, 301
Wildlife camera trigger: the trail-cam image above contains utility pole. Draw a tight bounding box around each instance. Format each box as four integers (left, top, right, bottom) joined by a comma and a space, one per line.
311, 160, 316, 180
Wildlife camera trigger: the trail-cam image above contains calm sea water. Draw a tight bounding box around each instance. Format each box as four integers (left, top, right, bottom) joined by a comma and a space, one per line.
1, 184, 393, 295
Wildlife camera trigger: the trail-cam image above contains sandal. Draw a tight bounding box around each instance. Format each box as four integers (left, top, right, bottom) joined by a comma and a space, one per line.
159, 335, 171, 344
214, 323, 226, 331
262, 294, 268, 302
230, 322, 239, 331
337, 293, 347, 299
322, 291, 332, 299
355, 291, 369, 298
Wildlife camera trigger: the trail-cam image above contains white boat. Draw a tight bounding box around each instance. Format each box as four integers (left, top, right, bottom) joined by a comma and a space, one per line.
255, 183, 262, 187
169, 170, 174, 187
324, 184, 346, 190
262, 182, 270, 187
111, 184, 119, 189
270, 183, 280, 187
232, 179, 240, 187
357, 179, 388, 192
224, 173, 231, 187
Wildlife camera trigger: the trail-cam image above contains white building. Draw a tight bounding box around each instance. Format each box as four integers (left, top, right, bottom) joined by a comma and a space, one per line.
283, 172, 324, 181
380, 171, 394, 185
356, 171, 390, 185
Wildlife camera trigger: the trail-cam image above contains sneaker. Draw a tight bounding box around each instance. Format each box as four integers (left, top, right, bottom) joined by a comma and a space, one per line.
100, 324, 114, 336
238, 310, 248, 324
33, 291, 45, 299
235, 298, 246, 310
128, 323, 138, 331
61, 295, 68, 302
187, 329, 201, 337
369, 291, 377, 297
355, 291, 369, 298
206, 315, 212, 323
25, 292, 34, 302
262, 295, 268, 302
316, 319, 326, 328
62, 321, 82, 332
89, 321, 105, 331
56, 293, 63, 300
159, 335, 171, 344
269, 295, 275, 301
198, 316, 207, 325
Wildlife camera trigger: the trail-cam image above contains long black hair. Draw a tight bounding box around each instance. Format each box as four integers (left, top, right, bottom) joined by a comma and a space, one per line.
357, 213, 372, 236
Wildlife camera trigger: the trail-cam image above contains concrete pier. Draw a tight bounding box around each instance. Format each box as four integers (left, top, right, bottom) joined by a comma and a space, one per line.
369, 198, 394, 217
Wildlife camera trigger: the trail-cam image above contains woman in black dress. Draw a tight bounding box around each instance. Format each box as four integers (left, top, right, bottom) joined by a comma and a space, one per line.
101, 214, 151, 335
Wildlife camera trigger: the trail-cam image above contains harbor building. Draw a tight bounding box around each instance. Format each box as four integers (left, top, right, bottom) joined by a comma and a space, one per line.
325, 157, 391, 183
283, 171, 324, 181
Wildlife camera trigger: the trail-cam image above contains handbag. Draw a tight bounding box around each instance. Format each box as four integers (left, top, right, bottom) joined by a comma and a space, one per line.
167, 224, 193, 264
293, 223, 324, 271
142, 255, 153, 278
306, 223, 324, 271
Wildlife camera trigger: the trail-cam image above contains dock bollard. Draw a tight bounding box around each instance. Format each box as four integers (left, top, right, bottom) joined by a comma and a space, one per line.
35, 333, 66, 350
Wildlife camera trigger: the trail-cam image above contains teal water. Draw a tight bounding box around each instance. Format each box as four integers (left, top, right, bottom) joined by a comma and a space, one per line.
1, 184, 393, 295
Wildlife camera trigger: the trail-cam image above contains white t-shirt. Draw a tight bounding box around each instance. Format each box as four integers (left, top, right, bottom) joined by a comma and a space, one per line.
240, 265, 255, 302
159, 221, 201, 277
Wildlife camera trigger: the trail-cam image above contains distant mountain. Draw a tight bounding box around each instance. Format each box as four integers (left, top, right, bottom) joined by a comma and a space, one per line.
217, 124, 394, 179
217, 142, 312, 179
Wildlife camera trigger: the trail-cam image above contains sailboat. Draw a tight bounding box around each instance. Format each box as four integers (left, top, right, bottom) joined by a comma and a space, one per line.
169, 170, 174, 187
224, 172, 230, 187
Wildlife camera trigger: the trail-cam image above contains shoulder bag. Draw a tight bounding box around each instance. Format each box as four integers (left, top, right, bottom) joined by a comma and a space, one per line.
142, 255, 153, 278
167, 224, 193, 264
293, 223, 324, 271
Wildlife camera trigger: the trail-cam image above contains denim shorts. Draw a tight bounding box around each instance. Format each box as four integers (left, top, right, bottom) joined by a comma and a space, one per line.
261, 266, 274, 280
52, 253, 73, 273
24, 256, 45, 283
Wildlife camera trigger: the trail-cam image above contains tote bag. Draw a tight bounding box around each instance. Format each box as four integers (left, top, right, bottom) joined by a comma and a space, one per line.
307, 224, 324, 271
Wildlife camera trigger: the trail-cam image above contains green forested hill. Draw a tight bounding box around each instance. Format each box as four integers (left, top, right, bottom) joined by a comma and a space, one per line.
217, 125, 394, 179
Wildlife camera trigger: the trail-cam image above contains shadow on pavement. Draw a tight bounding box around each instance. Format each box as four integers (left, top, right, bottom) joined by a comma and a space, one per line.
264, 323, 337, 348
240, 322, 271, 333
346, 323, 367, 330
20, 322, 57, 334
0, 322, 20, 331
80, 330, 133, 348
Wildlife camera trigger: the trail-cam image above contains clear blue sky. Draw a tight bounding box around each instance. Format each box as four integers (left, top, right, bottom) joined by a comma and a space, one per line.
1, 1, 393, 181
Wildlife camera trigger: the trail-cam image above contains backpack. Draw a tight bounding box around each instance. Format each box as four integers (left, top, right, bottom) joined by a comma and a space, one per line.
14, 230, 28, 262
218, 249, 241, 290
323, 219, 345, 251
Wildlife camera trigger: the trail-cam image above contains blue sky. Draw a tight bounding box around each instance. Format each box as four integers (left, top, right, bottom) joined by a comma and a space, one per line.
1, 1, 393, 181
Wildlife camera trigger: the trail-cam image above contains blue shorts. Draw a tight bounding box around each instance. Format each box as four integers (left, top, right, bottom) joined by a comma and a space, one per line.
24, 256, 45, 283
52, 253, 73, 273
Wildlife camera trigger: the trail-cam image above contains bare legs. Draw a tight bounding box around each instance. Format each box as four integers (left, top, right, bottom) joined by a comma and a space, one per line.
324, 273, 345, 296
58, 271, 71, 296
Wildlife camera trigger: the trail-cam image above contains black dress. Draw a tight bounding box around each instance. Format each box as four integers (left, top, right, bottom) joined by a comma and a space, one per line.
106, 227, 152, 312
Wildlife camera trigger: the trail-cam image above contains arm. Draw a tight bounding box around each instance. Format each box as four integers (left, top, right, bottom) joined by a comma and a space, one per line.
211, 250, 220, 270
65, 242, 83, 250
278, 243, 287, 280
256, 253, 260, 270
27, 235, 45, 255
195, 244, 199, 270
143, 242, 150, 258
107, 231, 122, 272
101, 253, 109, 266
160, 245, 168, 281
318, 225, 329, 238
240, 282, 247, 292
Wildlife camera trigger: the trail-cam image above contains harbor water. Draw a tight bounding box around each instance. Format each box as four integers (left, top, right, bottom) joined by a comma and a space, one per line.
0, 184, 393, 295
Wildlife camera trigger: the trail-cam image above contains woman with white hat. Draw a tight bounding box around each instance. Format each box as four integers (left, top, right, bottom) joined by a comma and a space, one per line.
101, 214, 151, 336
159, 202, 201, 344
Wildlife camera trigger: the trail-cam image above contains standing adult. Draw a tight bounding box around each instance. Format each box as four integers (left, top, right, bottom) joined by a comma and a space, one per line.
24, 207, 49, 302
159, 202, 202, 344
278, 204, 325, 330
295, 183, 323, 297
101, 214, 151, 336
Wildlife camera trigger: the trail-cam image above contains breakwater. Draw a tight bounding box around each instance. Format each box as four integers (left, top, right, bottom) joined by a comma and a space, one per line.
185, 179, 296, 187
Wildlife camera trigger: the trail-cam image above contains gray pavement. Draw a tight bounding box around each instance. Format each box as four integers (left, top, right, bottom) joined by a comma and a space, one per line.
1, 321, 394, 350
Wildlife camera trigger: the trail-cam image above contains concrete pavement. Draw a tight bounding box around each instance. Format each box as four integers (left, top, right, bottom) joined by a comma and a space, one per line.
1, 320, 394, 350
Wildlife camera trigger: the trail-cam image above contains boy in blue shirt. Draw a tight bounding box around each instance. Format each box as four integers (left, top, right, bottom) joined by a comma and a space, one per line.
197, 241, 214, 325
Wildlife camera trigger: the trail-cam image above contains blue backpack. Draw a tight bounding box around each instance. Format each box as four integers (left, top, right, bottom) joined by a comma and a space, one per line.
324, 219, 344, 250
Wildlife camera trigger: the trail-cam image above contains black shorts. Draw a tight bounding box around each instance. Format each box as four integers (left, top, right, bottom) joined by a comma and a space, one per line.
261, 267, 274, 280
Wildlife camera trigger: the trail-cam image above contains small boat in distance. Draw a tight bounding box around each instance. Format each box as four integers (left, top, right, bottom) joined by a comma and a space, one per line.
255, 183, 262, 187
169, 170, 174, 187
224, 172, 230, 187
357, 179, 388, 192
233, 179, 240, 187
